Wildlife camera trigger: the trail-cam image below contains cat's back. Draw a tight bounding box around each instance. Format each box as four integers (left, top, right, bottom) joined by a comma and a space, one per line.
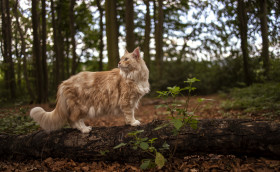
90, 68, 121, 81
61, 69, 122, 88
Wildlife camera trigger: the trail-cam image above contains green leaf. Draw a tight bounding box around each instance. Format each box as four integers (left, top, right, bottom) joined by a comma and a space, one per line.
198, 98, 214, 103
140, 142, 149, 150
140, 137, 148, 142
140, 159, 152, 170
99, 150, 109, 156
171, 118, 183, 130
191, 87, 197, 91
182, 86, 191, 91
154, 123, 169, 131
156, 91, 169, 97
184, 77, 200, 83
188, 111, 194, 116
155, 104, 168, 109
113, 143, 127, 149
155, 152, 166, 169
167, 86, 181, 96
197, 98, 206, 103
190, 119, 198, 130
148, 138, 158, 143
127, 130, 144, 136
162, 142, 170, 150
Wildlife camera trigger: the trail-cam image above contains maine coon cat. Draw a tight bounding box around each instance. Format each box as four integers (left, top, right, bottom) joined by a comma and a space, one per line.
30, 47, 150, 133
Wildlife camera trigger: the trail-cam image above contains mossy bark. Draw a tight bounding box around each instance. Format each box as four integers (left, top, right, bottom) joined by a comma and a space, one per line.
0, 119, 279, 162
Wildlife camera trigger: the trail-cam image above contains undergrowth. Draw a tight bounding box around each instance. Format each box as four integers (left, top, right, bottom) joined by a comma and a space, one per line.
114, 77, 206, 170
0, 107, 39, 135
222, 82, 280, 116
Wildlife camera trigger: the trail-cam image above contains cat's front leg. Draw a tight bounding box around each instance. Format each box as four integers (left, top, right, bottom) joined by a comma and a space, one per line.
129, 118, 141, 126
122, 109, 141, 126
69, 119, 92, 133
131, 119, 141, 126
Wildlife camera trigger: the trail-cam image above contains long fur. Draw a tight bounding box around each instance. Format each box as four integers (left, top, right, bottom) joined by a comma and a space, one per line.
30, 94, 68, 133
30, 47, 150, 133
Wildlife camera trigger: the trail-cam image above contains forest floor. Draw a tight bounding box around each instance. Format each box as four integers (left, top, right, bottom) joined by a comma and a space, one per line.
0, 94, 280, 171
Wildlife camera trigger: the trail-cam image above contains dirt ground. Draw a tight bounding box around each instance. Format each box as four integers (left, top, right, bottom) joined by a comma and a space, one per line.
1, 95, 280, 171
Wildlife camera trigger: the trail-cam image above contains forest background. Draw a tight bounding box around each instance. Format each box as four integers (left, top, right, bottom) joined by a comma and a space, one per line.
0, 0, 280, 104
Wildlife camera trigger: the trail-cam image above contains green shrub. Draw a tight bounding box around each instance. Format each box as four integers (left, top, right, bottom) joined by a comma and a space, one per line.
149, 56, 245, 95
222, 82, 280, 115
114, 77, 202, 170
269, 59, 280, 82
0, 108, 39, 135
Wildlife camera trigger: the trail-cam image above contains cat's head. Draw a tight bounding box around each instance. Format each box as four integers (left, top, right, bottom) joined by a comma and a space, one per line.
118, 47, 149, 82
118, 47, 142, 72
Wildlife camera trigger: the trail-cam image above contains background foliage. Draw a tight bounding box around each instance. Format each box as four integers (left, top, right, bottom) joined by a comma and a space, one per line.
0, 0, 279, 103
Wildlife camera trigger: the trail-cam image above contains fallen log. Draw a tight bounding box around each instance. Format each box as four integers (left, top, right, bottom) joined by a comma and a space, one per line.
0, 119, 280, 162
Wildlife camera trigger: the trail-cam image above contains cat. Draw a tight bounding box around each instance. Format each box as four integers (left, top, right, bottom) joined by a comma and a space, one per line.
30, 47, 150, 133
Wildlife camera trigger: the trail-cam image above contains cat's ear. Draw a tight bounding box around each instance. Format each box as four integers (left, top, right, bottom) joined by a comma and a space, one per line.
125, 49, 129, 54
132, 47, 140, 59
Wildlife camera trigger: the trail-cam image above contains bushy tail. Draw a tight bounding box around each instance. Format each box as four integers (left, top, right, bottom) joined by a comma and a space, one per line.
30, 98, 68, 132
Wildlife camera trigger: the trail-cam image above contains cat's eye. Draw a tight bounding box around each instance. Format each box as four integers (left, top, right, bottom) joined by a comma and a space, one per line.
124, 58, 129, 61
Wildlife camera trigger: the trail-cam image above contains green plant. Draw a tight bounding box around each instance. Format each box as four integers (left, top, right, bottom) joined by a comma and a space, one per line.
114, 130, 168, 170
114, 77, 205, 170
157, 78, 200, 129
0, 114, 40, 135
156, 77, 207, 157
221, 82, 280, 117
99, 149, 109, 156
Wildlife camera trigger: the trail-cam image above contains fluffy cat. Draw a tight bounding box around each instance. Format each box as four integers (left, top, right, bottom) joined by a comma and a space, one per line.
30, 47, 150, 133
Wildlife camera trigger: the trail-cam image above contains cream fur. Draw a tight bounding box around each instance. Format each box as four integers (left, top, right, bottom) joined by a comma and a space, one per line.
30, 47, 150, 133
30, 108, 66, 133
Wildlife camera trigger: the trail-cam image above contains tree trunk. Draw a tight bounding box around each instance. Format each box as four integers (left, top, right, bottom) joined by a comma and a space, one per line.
155, 0, 163, 78
15, 26, 22, 89
143, 0, 151, 69
57, 1, 65, 80
125, 0, 135, 52
41, 0, 48, 102
70, 0, 78, 75
51, 0, 66, 86
13, 0, 35, 101
237, 0, 252, 85
50, 0, 60, 88
259, 0, 270, 78
1, 0, 16, 99
1, 120, 279, 161
65, 36, 70, 77
96, 0, 104, 71
32, 0, 43, 103
105, 0, 119, 70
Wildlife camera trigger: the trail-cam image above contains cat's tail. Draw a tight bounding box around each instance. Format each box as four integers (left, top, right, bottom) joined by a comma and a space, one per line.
30, 96, 68, 133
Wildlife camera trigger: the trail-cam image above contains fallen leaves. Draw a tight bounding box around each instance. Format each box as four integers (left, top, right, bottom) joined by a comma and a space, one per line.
0, 158, 140, 172
2, 154, 278, 172
1, 96, 280, 171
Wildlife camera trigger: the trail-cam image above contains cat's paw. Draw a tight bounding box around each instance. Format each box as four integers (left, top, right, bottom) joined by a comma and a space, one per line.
131, 120, 141, 126
80, 126, 92, 133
